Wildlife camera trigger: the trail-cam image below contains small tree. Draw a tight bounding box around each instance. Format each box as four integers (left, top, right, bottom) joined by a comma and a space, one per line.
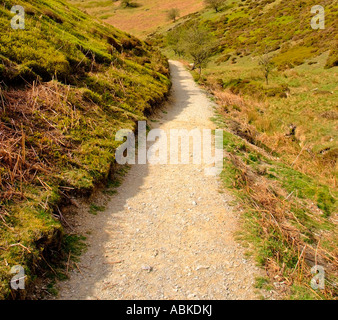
204, 0, 226, 13
259, 51, 274, 85
167, 8, 180, 22
183, 25, 215, 76
167, 28, 185, 57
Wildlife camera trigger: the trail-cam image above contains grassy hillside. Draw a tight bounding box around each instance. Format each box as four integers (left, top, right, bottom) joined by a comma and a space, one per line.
161, 0, 337, 299
69, 0, 204, 38
0, 0, 170, 299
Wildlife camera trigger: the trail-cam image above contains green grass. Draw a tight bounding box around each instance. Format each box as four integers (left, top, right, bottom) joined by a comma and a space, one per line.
255, 276, 272, 290
89, 204, 106, 215
38, 234, 87, 296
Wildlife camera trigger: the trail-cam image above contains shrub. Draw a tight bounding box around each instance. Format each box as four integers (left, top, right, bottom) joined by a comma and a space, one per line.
167, 8, 180, 22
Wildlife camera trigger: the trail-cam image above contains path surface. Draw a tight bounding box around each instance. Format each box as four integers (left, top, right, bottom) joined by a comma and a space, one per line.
57, 61, 261, 300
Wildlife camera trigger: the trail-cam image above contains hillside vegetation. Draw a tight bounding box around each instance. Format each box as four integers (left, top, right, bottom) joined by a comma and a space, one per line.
161, 0, 337, 298
69, 0, 204, 38
0, 0, 170, 298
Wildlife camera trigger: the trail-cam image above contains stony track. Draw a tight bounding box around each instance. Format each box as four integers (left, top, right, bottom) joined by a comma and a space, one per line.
57, 60, 261, 300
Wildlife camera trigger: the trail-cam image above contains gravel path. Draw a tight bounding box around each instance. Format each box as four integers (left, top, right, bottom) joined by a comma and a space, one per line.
57, 60, 262, 300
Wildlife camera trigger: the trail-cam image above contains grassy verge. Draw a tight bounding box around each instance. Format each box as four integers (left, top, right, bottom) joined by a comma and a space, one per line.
212, 111, 337, 299
196, 60, 337, 298
0, 0, 170, 299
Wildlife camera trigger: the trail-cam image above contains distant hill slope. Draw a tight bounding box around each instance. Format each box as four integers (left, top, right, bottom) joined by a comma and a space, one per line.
69, 0, 204, 38
0, 0, 170, 298
208, 0, 337, 69
164, 0, 337, 68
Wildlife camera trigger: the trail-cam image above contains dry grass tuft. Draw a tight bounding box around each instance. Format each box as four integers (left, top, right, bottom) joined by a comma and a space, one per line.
0, 81, 73, 204
230, 153, 337, 298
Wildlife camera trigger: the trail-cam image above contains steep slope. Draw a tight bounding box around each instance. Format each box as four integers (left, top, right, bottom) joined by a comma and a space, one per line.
0, 0, 170, 299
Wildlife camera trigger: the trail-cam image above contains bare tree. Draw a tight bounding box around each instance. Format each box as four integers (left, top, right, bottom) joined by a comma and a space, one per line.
259, 51, 274, 85
204, 0, 226, 13
167, 8, 180, 22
